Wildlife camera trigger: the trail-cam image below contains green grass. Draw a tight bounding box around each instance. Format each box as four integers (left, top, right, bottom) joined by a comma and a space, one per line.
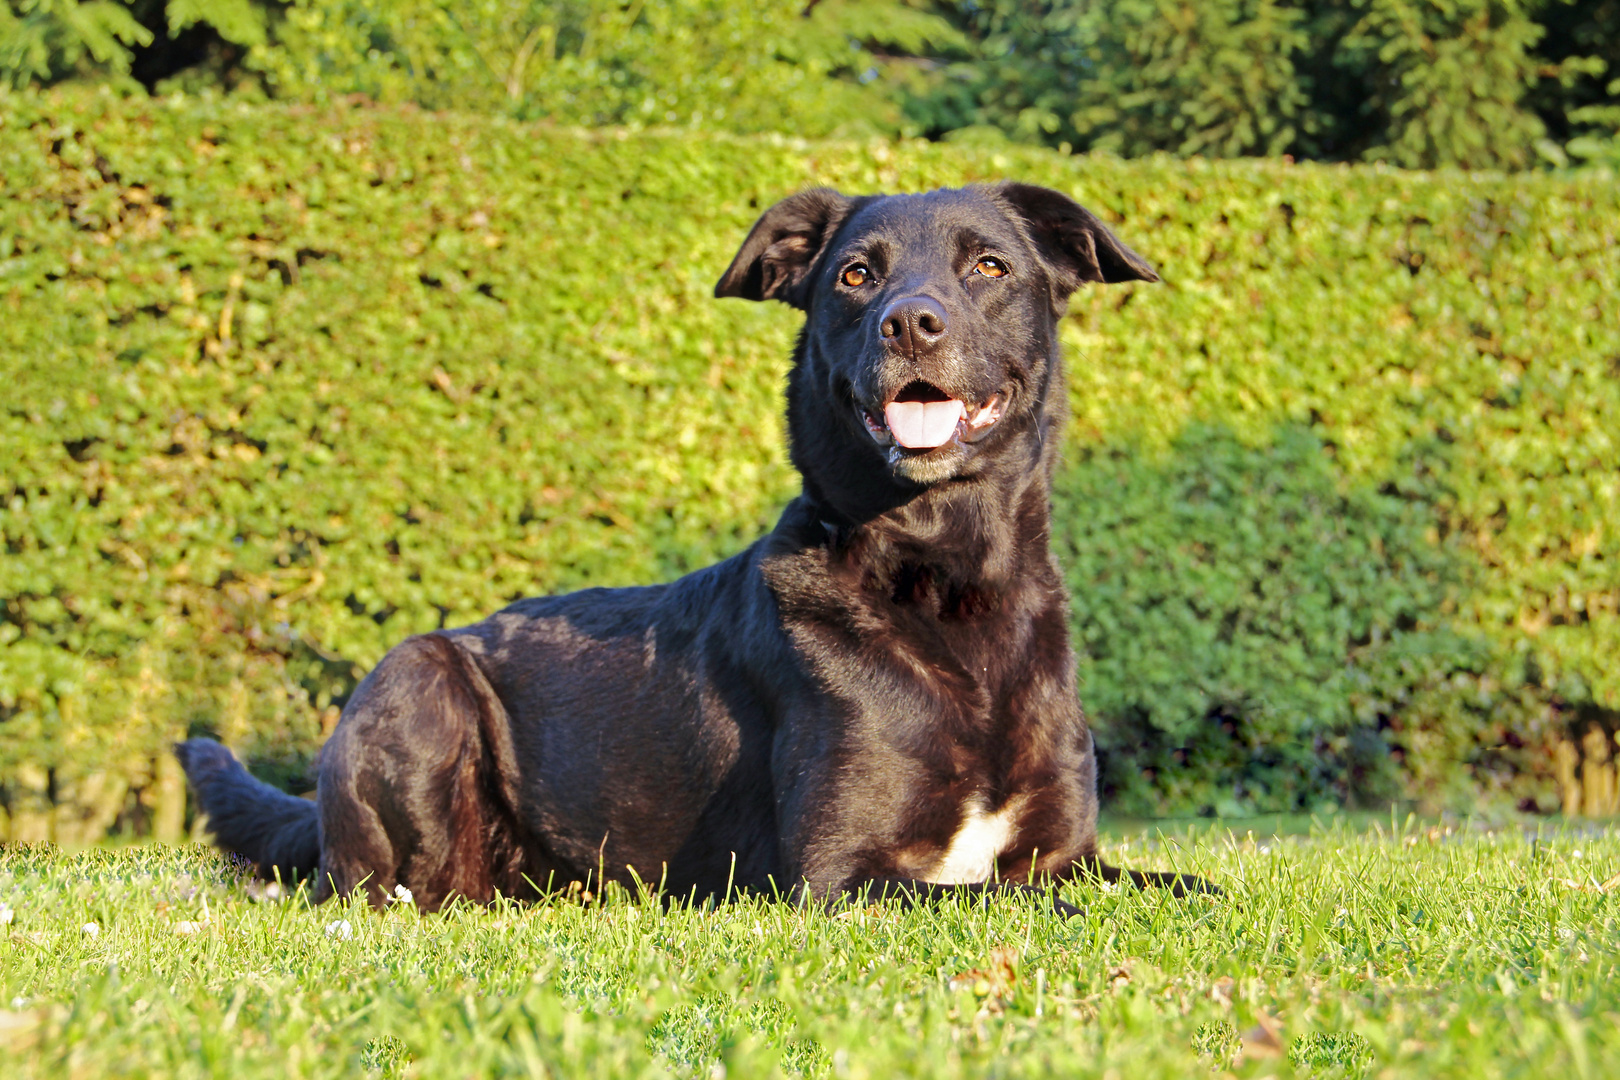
3, 819, 1617, 1078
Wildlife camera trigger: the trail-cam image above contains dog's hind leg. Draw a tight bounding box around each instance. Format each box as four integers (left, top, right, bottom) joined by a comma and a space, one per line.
317, 633, 542, 911
1066, 856, 1220, 898
840, 877, 1084, 918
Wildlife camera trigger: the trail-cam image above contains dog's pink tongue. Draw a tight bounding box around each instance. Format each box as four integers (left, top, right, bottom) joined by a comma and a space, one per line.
885, 399, 966, 449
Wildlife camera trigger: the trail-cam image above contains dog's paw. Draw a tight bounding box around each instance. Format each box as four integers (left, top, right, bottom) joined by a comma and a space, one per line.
1173, 874, 1223, 899
1050, 894, 1085, 919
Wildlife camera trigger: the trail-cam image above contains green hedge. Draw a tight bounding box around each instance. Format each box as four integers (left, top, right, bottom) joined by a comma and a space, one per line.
1, 87, 1616, 839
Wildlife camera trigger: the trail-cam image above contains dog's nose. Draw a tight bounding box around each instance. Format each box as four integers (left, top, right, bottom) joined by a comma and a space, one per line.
879, 296, 948, 355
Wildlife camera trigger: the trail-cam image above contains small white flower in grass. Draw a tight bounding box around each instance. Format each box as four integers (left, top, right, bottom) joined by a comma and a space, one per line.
1572, 849, 1583, 859
245, 879, 284, 903
0, 904, 13, 926
173, 898, 211, 935
82, 922, 100, 939
390, 884, 414, 906
325, 918, 353, 940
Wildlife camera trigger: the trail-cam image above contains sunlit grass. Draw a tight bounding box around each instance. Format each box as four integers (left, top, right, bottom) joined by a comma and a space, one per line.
2, 817, 1617, 1078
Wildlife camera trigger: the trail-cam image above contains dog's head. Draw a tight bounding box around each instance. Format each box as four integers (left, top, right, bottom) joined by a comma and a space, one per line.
716, 184, 1157, 517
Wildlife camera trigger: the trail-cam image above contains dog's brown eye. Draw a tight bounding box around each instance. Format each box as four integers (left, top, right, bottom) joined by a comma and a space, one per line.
974, 257, 1007, 278
841, 265, 870, 288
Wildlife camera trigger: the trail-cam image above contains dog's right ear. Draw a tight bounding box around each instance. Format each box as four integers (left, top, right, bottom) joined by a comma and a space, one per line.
715, 189, 858, 308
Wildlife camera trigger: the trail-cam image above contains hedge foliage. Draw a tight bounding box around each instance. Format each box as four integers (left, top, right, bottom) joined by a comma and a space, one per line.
1, 87, 1616, 838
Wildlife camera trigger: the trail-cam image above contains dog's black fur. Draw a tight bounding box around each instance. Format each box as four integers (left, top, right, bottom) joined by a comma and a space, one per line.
176, 182, 1213, 913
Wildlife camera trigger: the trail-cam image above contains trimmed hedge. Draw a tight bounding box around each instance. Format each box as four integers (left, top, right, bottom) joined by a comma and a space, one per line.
1, 87, 1616, 839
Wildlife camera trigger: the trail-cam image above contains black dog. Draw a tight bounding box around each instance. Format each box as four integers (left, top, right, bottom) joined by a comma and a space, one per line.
177, 182, 1212, 913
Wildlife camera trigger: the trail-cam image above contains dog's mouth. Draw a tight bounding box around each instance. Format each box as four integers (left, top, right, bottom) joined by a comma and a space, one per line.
861, 381, 1005, 451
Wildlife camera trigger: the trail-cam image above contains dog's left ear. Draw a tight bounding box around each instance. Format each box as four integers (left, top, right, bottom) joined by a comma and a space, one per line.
994, 182, 1160, 301
715, 188, 860, 309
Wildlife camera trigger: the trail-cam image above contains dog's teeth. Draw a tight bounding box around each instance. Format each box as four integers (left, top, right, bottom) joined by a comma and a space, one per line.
863, 410, 893, 444
966, 397, 1004, 430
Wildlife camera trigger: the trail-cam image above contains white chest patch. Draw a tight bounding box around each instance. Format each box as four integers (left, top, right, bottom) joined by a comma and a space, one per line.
922, 796, 1023, 885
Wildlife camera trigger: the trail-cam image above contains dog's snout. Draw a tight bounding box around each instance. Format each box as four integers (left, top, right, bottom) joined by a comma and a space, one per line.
879, 296, 948, 355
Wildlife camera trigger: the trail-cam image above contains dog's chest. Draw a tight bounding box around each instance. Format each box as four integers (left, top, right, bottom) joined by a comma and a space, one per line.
919, 795, 1025, 885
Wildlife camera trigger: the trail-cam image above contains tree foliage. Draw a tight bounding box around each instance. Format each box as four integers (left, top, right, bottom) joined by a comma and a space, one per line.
4, 1, 1616, 166
0, 1, 963, 136
1539, 0, 1620, 164
903, 0, 1619, 168
1, 0, 155, 87
1330, 0, 1579, 168
252, 1, 840, 133
901, 0, 1311, 157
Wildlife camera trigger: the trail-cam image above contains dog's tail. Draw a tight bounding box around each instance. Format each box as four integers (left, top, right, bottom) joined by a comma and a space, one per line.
174, 738, 320, 884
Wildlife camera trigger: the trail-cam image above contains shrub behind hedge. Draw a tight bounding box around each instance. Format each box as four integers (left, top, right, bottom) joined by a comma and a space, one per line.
1, 88, 1615, 839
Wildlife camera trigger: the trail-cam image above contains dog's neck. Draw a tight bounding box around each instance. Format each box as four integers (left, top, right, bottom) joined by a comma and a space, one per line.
779, 322, 1070, 602
852, 465, 1053, 597
792, 408, 1061, 600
